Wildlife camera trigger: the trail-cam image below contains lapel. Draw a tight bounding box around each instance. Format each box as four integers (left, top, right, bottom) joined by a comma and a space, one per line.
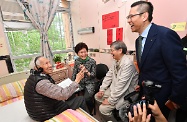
139, 23, 158, 69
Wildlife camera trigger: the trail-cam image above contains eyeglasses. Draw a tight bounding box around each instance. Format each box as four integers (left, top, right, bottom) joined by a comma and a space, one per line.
126, 12, 144, 20
110, 49, 116, 53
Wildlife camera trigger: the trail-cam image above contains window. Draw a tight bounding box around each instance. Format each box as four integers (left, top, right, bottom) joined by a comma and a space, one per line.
4, 3, 73, 72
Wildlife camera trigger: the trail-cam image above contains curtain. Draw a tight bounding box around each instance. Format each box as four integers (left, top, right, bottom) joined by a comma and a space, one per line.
17, 0, 60, 63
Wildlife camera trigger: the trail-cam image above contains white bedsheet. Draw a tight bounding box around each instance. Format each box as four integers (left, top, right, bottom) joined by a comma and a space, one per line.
0, 99, 36, 122
0, 99, 99, 122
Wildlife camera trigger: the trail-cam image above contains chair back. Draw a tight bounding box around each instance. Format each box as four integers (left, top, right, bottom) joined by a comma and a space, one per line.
95, 64, 109, 93
96, 63, 109, 80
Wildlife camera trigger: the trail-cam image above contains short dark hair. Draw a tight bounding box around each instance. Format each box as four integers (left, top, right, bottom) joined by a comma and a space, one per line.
74, 42, 88, 54
131, 1, 153, 22
110, 41, 127, 54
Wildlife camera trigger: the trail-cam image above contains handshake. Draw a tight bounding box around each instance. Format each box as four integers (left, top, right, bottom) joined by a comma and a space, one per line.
75, 65, 90, 84
79, 64, 88, 73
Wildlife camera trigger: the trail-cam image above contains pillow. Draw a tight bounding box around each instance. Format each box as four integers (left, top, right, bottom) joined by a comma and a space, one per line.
0, 79, 26, 103
0, 96, 24, 107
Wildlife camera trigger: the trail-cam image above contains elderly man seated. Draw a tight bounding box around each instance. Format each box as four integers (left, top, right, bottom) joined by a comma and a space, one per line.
24, 56, 87, 121
95, 41, 139, 122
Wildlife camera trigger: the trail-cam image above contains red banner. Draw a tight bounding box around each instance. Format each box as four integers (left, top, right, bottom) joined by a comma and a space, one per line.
102, 11, 119, 29
116, 27, 123, 41
107, 29, 113, 45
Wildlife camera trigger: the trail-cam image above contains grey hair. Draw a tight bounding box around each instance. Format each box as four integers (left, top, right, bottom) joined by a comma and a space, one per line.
110, 41, 127, 54
29, 56, 41, 70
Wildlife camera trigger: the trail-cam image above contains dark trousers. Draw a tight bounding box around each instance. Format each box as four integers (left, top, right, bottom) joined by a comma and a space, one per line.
75, 88, 95, 115
65, 95, 87, 112
161, 105, 170, 120
84, 88, 95, 115
176, 109, 187, 122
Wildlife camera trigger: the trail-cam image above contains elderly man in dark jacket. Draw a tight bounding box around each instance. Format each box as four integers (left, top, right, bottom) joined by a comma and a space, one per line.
24, 56, 86, 121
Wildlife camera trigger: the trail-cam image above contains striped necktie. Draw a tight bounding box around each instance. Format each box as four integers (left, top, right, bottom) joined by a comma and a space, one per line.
138, 36, 143, 62
116, 61, 120, 72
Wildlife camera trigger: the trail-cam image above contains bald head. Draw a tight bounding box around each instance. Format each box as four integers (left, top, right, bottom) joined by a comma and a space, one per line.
30, 56, 53, 74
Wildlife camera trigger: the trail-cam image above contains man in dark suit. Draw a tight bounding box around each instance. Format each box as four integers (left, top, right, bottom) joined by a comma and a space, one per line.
127, 1, 187, 120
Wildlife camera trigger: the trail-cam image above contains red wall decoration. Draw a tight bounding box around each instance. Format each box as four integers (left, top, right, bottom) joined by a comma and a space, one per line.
102, 11, 119, 29
107, 29, 113, 45
116, 27, 123, 41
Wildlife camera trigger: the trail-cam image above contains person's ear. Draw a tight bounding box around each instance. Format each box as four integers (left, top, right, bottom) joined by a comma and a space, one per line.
143, 12, 148, 22
119, 48, 123, 53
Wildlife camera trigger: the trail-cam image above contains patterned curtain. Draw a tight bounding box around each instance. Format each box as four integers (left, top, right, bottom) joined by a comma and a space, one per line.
17, 0, 60, 63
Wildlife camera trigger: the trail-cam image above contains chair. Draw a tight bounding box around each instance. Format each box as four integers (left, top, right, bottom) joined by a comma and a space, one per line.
75, 63, 109, 115
95, 63, 109, 93
93, 63, 109, 115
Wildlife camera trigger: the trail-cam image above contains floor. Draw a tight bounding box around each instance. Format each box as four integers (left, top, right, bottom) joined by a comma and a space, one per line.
93, 103, 104, 122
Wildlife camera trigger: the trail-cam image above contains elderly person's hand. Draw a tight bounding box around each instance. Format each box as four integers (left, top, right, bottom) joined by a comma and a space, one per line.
128, 103, 151, 122
75, 68, 85, 83
102, 98, 110, 105
79, 64, 90, 76
96, 91, 104, 99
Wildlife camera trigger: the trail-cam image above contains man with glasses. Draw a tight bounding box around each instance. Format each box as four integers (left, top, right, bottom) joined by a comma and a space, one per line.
127, 1, 187, 121
95, 41, 138, 122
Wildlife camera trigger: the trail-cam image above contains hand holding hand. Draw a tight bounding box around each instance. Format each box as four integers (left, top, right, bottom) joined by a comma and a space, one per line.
96, 91, 104, 98
79, 65, 86, 71
102, 98, 110, 105
79, 65, 89, 75
75, 68, 85, 83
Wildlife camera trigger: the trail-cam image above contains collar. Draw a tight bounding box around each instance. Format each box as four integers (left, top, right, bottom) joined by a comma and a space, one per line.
141, 23, 152, 38
115, 54, 124, 66
78, 56, 89, 63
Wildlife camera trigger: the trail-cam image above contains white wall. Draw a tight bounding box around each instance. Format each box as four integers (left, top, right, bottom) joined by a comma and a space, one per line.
71, 0, 138, 50
149, 0, 187, 37
70, 0, 138, 67
70, 0, 187, 67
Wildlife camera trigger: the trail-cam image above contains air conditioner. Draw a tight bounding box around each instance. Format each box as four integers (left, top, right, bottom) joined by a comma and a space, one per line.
77, 27, 95, 35
102, 0, 110, 3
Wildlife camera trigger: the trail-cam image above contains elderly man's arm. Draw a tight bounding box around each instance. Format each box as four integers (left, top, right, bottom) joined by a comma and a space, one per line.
36, 79, 79, 101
